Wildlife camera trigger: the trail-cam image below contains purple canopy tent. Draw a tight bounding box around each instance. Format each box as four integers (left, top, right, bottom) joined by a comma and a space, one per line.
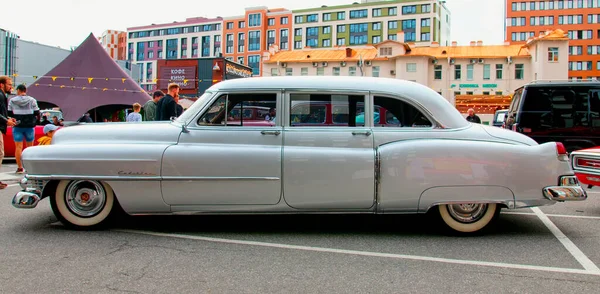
27, 33, 150, 121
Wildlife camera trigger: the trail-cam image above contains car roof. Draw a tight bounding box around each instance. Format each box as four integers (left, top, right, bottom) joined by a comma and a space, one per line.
208, 76, 469, 129
523, 80, 600, 88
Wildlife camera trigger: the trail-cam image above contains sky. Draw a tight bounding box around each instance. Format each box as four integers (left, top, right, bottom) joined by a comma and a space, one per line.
1, 0, 505, 49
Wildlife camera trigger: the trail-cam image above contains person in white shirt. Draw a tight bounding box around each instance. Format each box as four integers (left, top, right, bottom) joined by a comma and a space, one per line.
126, 103, 142, 122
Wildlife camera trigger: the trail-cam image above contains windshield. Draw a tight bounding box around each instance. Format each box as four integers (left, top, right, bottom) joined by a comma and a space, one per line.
176, 92, 214, 124
494, 111, 507, 122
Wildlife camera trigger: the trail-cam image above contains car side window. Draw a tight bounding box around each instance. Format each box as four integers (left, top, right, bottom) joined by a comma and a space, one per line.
198, 93, 277, 127
589, 90, 600, 127
373, 96, 431, 128
289, 93, 365, 127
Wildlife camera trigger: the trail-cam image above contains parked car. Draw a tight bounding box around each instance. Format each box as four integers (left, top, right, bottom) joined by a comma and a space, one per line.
12, 77, 586, 234
492, 109, 508, 128
2, 109, 63, 158
571, 146, 600, 188
503, 80, 600, 153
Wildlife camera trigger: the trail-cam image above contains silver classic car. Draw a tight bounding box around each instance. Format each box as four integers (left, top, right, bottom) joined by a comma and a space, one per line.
12, 77, 587, 234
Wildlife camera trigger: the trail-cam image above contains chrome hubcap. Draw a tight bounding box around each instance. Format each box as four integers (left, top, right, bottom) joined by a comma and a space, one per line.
447, 203, 488, 224
65, 181, 106, 217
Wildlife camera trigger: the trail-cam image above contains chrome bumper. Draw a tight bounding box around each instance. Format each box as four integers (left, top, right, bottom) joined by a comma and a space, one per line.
11, 176, 44, 209
543, 176, 587, 202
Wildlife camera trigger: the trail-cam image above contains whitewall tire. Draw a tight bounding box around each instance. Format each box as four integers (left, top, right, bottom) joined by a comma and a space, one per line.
438, 203, 499, 234
50, 180, 115, 229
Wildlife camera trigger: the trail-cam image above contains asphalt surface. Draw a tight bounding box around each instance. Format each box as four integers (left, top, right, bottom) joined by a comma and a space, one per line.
1, 162, 600, 293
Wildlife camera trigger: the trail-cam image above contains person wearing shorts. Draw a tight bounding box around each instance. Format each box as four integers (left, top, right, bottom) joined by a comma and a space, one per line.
8, 84, 39, 174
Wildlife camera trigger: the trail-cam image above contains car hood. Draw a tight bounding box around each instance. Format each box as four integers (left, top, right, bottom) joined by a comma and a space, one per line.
51, 122, 182, 145
477, 124, 538, 146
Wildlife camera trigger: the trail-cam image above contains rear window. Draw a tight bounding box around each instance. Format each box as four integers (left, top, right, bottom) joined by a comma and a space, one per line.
518, 85, 600, 131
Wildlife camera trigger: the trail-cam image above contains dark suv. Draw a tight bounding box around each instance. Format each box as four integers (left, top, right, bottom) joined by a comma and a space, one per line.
503, 81, 600, 153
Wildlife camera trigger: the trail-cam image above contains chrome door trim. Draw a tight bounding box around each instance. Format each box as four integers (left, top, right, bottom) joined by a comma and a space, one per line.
161, 176, 280, 181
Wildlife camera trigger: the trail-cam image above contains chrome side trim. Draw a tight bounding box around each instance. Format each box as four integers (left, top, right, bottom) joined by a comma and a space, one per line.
161, 176, 280, 181
26, 175, 280, 181
374, 150, 381, 210
424, 200, 511, 213
27, 175, 162, 181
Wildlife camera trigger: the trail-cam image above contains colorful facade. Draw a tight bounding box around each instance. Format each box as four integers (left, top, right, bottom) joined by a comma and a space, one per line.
291, 0, 451, 50
126, 17, 223, 91
222, 7, 293, 76
99, 30, 125, 60
505, 0, 600, 80
263, 29, 570, 119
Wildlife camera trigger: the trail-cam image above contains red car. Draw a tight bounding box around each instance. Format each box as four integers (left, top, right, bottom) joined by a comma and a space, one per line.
2, 110, 63, 158
571, 146, 600, 188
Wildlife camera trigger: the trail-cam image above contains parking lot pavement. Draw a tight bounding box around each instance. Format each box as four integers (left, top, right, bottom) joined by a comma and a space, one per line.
1, 184, 600, 292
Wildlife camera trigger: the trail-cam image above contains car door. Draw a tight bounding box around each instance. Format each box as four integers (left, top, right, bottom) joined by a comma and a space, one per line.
283, 91, 376, 210
161, 91, 283, 206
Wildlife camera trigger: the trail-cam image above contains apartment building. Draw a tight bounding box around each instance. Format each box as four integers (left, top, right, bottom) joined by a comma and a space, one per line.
222, 7, 293, 76
126, 17, 223, 91
0, 28, 19, 76
291, 0, 451, 51
263, 30, 569, 107
505, 0, 600, 79
99, 30, 126, 60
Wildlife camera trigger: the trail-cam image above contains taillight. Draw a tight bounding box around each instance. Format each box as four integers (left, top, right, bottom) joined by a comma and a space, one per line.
556, 142, 568, 161
512, 123, 518, 132
576, 158, 600, 169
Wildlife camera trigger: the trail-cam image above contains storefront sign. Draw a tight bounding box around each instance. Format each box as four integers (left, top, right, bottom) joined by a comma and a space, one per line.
482, 84, 498, 88
459, 84, 479, 88
159, 66, 197, 89
226, 63, 253, 78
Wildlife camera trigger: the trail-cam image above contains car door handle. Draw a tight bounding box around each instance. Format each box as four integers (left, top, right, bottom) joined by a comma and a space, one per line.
261, 130, 281, 136
352, 130, 372, 136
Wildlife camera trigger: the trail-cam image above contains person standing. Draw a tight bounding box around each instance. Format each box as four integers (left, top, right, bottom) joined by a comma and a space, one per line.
126, 103, 143, 122
8, 84, 40, 174
466, 108, 482, 124
0, 76, 17, 188
156, 83, 180, 121
144, 91, 164, 121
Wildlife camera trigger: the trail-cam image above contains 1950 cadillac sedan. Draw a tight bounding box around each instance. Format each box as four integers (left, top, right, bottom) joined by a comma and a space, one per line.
12, 77, 587, 234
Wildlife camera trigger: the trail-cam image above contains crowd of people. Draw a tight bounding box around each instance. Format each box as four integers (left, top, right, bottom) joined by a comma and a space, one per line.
128, 83, 184, 122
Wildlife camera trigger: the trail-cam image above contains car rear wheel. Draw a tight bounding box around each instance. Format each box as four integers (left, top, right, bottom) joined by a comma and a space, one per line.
50, 180, 115, 229
438, 203, 499, 234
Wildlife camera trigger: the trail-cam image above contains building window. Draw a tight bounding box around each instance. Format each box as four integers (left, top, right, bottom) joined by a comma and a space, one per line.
271, 68, 279, 76
285, 68, 293, 76
317, 68, 324, 76
388, 21, 398, 29
350, 9, 368, 19
226, 22, 234, 29
248, 55, 260, 76
323, 26, 331, 34
148, 51, 154, 59
467, 64, 474, 80
402, 5, 417, 14
323, 13, 331, 21
389, 7, 397, 15
281, 17, 289, 24
301, 68, 308, 76
373, 8, 382, 17
280, 29, 289, 49
406, 63, 417, 72
483, 64, 491, 80
421, 18, 431, 27
421, 4, 431, 13
372, 66, 380, 77
515, 64, 524, 79
237, 57, 244, 65
239, 21, 245, 28
337, 12, 345, 20
295, 41, 302, 49
333, 67, 341, 76
388, 34, 397, 41
420, 33, 430, 41
454, 64, 461, 80
268, 18, 275, 26
337, 38, 346, 46
434, 65, 442, 80
249, 31, 261, 51
548, 47, 559, 61
496, 64, 503, 79
157, 50, 163, 59
372, 36, 381, 44
295, 28, 302, 36
337, 25, 346, 33
307, 14, 318, 22
380, 47, 392, 56
322, 39, 331, 47
349, 66, 357, 76
373, 22, 381, 30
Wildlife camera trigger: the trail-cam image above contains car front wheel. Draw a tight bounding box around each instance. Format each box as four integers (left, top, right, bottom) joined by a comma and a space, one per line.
438, 203, 499, 234
50, 180, 115, 229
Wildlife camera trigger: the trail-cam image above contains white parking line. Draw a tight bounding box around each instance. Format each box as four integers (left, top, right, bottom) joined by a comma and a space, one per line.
116, 229, 600, 277
531, 207, 600, 274
502, 211, 600, 220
